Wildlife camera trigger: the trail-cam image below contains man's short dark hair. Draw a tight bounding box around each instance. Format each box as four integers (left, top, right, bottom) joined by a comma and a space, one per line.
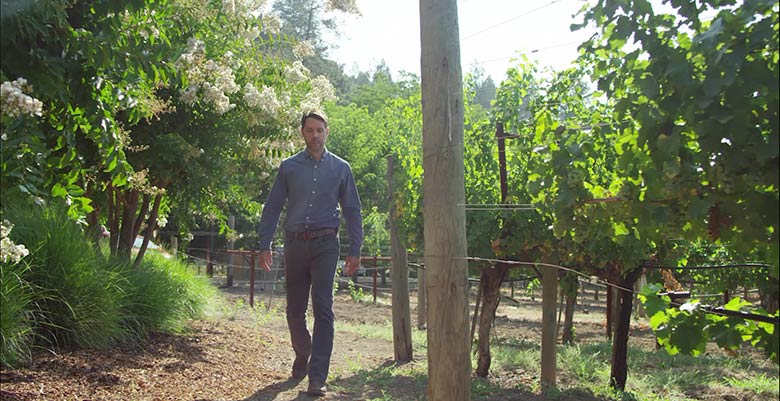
301, 110, 328, 129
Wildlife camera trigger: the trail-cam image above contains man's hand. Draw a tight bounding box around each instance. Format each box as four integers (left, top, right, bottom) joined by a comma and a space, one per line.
259, 249, 273, 272
344, 255, 361, 276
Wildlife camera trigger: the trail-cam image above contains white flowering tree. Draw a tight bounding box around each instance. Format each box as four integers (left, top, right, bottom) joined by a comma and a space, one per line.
1, 0, 339, 265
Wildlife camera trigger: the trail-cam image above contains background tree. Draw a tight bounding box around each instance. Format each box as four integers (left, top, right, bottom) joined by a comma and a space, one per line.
271, 0, 360, 94
2, 0, 338, 266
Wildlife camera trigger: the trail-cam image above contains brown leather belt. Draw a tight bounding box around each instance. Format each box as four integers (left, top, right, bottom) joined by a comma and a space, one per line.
286, 228, 337, 240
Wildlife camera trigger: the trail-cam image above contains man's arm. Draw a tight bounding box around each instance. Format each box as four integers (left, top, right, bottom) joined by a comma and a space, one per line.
341, 165, 363, 275
344, 255, 361, 276
259, 250, 273, 272
257, 163, 287, 271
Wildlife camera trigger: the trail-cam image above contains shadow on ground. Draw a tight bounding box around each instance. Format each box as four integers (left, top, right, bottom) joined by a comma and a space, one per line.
239, 358, 618, 401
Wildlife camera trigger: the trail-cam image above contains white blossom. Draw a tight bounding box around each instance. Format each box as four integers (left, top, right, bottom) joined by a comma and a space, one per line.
139, 26, 160, 40
180, 86, 198, 106
309, 75, 337, 103
1, 78, 44, 119
175, 38, 239, 115
202, 83, 234, 114
1, 220, 29, 264
284, 61, 309, 85
244, 84, 280, 116
262, 15, 281, 35
293, 41, 315, 59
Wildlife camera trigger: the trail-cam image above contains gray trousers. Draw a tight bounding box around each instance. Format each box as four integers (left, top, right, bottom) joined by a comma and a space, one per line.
284, 233, 339, 384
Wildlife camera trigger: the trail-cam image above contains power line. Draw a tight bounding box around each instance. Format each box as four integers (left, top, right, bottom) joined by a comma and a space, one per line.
461, 0, 565, 41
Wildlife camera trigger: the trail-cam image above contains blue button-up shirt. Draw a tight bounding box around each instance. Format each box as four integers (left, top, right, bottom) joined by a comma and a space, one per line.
257, 149, 363, 256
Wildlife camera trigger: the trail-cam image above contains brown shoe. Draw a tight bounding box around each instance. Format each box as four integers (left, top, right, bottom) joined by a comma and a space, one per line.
306, 381, 326, 397
291, 355, 308, 380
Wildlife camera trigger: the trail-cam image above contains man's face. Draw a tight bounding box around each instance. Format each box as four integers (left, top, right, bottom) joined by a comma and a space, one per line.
301, 117, 329, 154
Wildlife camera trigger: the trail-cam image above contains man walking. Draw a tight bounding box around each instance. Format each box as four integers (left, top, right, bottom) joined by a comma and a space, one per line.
257, 110, 363, 397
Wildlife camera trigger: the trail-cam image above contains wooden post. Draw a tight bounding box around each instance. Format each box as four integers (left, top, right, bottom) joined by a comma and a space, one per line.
171, 236, 178, 258
417, 267, 427, 330
540, 261, 558, 390
606, 283, 615, 339
206, 226, 214, 277
497, 122, 508, 199
420, 0, 470, 398
249, 251, 256, 308
372, 260, 378, 304
389, 155, 413, 361
227, 215, 235, 287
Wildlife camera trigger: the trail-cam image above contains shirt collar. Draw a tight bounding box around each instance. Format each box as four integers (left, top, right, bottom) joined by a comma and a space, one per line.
304, 147, 329, 162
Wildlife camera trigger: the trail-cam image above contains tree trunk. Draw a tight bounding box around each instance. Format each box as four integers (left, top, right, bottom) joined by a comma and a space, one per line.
132, 193, 150, 242
107, 184, 119, 256
540, 262, 558, 390
388, 155, 413, 362
469, 278, 482, 349
475, 263, 509, 377
562, 282, 578, 345
117, 190, 139, 260
762, 278, 779, 314
133, 192, 162, 269
610, 268, 642, 390
420, 0, 469, 397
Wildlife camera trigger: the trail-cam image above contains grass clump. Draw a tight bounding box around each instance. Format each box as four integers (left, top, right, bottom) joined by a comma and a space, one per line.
0, 258, 34, 367
0, 201, 218, 368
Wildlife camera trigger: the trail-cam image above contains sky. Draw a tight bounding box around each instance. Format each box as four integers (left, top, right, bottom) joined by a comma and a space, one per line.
326, 0, 597, 83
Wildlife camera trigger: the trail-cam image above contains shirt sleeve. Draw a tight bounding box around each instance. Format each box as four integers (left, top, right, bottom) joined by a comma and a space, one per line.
340, 165, 363, 257
257, 162, 287, 250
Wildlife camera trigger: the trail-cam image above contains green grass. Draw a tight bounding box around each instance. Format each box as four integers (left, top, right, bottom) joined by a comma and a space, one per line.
0, 201, 219, 368
326, 304, 778, 401
724, 373, 778, 394
336, 319, 428, 353
0, 260, 34, 366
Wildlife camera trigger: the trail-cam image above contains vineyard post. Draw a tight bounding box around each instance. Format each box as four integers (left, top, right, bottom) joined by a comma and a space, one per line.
389, 155, 413, 362
227, 215, 235, 287
249, 251, 256, 308
417, 258, 427, 330
540, 257, 558, 390
420, 0, 471, 397
372, 258, 378, 303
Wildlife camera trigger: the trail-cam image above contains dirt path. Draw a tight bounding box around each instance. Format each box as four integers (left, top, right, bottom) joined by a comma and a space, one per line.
0, 284, 418, 401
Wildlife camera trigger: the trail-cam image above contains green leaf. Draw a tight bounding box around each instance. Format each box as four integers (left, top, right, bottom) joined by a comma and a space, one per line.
649, 311, 669, 331
51, 183, 68, 198
670, 321, 707, 356
722, 297, 751, 312
655, 133, 680, 158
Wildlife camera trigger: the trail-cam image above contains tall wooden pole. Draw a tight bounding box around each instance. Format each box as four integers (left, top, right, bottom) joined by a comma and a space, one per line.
389, 155, 413, 362
420, 0, 470, 399
540, 262, 558, 390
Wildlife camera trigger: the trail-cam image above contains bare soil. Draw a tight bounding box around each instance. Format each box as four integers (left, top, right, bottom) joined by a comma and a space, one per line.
0, 281, 774, 401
